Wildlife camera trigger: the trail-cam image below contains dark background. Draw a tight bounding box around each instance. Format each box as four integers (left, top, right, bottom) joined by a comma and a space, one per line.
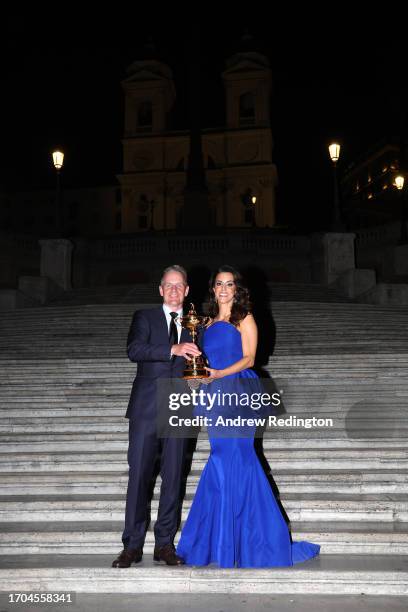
1, 9, 405, 231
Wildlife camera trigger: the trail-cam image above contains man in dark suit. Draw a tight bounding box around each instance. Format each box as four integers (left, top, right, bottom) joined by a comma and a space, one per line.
112, 265, 201, 567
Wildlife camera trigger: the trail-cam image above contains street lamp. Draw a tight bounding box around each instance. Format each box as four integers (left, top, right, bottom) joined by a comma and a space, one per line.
149, 199, 156, 231
52, 150, 64, 236
394, 174, 407, 244
328, 143, 345, 231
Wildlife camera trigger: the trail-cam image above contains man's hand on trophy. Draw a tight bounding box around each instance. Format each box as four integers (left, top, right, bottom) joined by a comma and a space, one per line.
171, 343, 202, 359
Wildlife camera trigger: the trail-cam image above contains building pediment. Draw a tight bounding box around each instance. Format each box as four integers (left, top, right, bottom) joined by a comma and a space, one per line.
223, 52, 270, 78
123, 60, 173, 84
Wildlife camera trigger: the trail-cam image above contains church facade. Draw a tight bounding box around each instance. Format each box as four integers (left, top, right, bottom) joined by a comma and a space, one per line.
118, 50, 278, 232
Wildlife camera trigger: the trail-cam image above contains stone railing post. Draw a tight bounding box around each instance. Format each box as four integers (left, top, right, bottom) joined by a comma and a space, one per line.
311, 232, 356, 284
39, 238, 74, 290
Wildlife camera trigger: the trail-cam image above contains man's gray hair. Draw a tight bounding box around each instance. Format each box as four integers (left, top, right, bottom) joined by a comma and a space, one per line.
160, 264, 188, 285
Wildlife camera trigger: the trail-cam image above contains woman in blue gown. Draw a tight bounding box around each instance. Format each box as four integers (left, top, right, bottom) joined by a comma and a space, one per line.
176, 265, 320, 568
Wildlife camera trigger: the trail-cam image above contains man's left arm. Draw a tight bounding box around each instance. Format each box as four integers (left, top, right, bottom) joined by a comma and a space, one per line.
127, 311, 171, 363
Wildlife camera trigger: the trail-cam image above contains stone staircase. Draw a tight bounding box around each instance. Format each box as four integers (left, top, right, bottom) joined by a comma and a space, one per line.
45, 282, 353, 306
0, 301, 407, 594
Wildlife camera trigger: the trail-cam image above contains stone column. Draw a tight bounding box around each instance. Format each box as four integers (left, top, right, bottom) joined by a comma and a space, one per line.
311, 232, 356, 284
39, 239, 73, 290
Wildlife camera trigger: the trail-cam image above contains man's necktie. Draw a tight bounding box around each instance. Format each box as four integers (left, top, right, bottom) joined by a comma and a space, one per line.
169, 312, 179, 347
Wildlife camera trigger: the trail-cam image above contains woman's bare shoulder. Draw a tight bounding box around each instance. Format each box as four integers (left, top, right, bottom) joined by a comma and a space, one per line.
237, 312, 256, 330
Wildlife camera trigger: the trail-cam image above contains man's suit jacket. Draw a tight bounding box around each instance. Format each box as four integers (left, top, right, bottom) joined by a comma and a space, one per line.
125, 306, 191, 420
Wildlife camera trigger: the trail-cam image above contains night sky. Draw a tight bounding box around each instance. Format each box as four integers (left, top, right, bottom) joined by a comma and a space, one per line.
1, 10, 405, 231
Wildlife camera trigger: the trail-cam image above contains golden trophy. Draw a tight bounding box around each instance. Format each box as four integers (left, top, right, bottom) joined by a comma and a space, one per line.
177, 303, 210, 379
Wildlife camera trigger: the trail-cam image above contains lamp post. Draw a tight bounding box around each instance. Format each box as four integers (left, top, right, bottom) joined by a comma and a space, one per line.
395, 174, 407, 245
52, 150, 64, 236
328, 143, 345, 231
251, 195, 257, 228
149, 199, 156, 231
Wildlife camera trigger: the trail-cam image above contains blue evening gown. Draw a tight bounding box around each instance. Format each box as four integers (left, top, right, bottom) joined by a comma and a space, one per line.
176, 321, 320, 568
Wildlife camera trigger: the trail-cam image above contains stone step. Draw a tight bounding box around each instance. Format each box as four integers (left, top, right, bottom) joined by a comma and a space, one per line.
6, 331, 404, 341
4, 301, 408, 311
8, 360, 396, 370
0, 448, 408, 472
3, 302, 408, 313
0, 369, 404, 381
1, 353, 405, 365
3, 325, 407, 334
18, 321, 398, 333
2, 333, 407, 343
1, 447, 406, 460
3, 318, 405, 328
0, 378, 405, 390
0, 494, 407, 523
1, 385, 405, 399
1, 434, 407, 452
0, 554, 407, 595
1, 330, 405, 340
2, 327, 402, 336
0, 409, 403, 424
0, 379, 406, 392
45, 282, 355, 305
1, 470, 406, 495
2, 348, 407, 359
0, 449, 406, 473
0, 409, 406, 425
2, 380, 406, 394
1, 422, 405, 439
0, 370, 377, 382
0, 364, 406, 375
0, 522, 407, 556
0, 387, 133, 396
1, 332, 404, 340
0, 393, 405, 406
0, 380, 403, 392
0, 420, 404, 437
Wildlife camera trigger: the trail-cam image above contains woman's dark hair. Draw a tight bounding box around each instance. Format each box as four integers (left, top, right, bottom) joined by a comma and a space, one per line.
208, 265, 252, 326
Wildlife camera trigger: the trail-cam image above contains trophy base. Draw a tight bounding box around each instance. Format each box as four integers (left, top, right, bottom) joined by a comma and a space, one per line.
183, 355, 210, 380
183, 371, 210, 380
183, 363, 210, 379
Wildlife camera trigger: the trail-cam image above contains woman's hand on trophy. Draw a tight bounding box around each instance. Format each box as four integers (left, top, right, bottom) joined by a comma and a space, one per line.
204, 367, 224, 382
171, 342, 202, 359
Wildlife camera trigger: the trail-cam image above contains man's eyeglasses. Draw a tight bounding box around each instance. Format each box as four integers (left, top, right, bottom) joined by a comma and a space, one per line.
214, 281, 235, 289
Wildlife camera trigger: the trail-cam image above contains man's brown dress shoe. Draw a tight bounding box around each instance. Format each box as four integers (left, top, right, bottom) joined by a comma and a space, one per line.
153, 543, 185, 566
112, 547, 143, 568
